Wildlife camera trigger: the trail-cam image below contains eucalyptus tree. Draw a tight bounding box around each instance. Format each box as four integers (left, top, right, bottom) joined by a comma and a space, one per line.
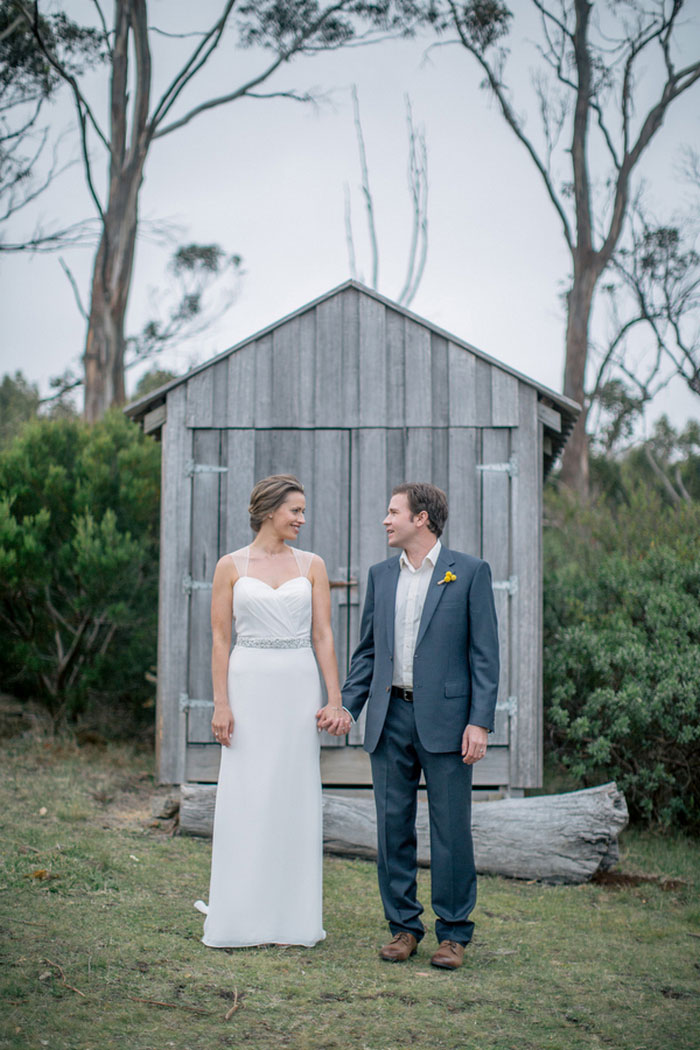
424, 0, 700, 493
11, 1, 422, 421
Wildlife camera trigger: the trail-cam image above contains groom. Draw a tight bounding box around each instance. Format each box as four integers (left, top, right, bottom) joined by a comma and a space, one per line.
337, 482, 499, 970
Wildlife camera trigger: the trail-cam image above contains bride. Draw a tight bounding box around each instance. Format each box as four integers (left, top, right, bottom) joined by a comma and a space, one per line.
196, 474, 351, 948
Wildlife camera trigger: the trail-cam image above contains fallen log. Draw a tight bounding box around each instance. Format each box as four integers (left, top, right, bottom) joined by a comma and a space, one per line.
179, 781, 628, 885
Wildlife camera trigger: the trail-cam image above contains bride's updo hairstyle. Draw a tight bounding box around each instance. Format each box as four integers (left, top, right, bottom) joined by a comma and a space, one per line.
248, 474, 304, 533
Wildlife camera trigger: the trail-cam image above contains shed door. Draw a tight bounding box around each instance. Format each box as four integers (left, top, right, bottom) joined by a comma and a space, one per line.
335, 426, 513, 788
183, 429, 352, 772
182, 425, 514, 785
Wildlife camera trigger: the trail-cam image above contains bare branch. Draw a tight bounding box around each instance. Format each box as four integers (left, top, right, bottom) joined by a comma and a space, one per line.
148, 0, 237, 133
351, 85, 379, 289
398, 95, 428, 306
90, 0, 112, 57
59, 257, 89, 320
444, 0, 574, 251
344, 183, 359, 280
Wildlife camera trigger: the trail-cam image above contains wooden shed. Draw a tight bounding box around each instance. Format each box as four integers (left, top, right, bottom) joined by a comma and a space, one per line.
126, 280, 578, 796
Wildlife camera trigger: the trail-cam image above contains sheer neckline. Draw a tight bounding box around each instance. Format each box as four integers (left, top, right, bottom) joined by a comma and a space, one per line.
230, 544, 313, 590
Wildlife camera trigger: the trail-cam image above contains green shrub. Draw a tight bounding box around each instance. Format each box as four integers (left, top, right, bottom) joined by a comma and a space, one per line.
0, 410, 160, 734
544, 486, 700, 830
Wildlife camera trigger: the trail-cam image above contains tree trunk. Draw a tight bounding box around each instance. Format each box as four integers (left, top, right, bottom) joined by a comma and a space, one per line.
83, 159, 143, 422
178, 782, 629, 884
559, 261, 598, 494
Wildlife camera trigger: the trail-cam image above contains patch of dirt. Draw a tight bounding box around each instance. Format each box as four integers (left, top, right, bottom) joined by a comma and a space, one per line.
592, 870, 687, 891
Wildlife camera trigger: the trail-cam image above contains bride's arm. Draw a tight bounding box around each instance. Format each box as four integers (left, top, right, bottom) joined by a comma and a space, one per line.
309, 556, 351, 737
210, 556, 237, 747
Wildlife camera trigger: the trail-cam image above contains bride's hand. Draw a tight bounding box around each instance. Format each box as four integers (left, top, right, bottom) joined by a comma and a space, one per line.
212, 706, 234, 747
316, 705, 351, 737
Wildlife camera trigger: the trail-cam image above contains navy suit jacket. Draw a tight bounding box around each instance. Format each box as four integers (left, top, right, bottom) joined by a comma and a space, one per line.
342, 545, 500, 754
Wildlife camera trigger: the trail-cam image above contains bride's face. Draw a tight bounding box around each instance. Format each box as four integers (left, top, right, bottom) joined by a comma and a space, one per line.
270, 491, 306, 541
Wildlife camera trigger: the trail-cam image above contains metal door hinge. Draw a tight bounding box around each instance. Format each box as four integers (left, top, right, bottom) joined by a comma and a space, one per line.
179, 694, 214, 712
182, 574, 213, 595
493, 575, 518, 595
477, 456, 518, 478
185, 460, 228, 477
496, 696, 517, 715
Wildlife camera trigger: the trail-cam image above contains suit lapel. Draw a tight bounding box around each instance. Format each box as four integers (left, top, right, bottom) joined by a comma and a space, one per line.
415, 546, 455, 650
382, 556, 401, 654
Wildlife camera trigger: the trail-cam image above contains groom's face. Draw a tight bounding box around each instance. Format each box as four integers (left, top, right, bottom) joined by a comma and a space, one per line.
383, 493, 419, 549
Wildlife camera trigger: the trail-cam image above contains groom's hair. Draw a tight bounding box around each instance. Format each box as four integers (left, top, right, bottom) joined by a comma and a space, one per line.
392, 482, 448, 537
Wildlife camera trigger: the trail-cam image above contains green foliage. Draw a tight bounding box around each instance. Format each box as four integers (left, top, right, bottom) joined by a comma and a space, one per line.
132, 368, 179, 399
0, 370, 39, 447
544, 483, 700, 829
590, 415, 700, 506
0, 411, 160, 733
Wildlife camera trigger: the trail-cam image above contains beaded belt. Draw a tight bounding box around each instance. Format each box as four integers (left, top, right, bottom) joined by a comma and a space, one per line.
236, 636, 312, 649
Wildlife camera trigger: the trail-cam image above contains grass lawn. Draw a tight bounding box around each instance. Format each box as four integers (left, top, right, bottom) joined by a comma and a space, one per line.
1, 736, 699, 1050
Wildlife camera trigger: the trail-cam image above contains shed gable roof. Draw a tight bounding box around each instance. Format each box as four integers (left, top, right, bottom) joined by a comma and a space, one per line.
125, 280, 579, 466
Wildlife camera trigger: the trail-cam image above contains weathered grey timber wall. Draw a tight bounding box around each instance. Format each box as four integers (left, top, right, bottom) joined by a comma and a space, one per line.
126, 281, 579, 794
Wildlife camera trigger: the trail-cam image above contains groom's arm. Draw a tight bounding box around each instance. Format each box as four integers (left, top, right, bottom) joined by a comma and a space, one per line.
340, 567, 377, 722
466, 559, 500, 732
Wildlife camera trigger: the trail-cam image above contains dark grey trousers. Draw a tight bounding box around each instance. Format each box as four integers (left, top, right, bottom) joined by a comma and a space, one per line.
370, 694, 476, 944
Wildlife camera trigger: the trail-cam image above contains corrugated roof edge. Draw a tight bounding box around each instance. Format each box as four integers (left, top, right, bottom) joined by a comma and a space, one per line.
123, 279, 580, 470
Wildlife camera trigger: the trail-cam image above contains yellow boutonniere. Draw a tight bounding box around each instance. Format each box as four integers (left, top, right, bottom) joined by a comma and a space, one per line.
437, 570, 457, 585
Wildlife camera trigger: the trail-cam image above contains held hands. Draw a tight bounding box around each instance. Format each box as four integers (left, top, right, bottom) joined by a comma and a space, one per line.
211, 706, 234, 747
462, 723, 488, 765
316, 704, 352, 737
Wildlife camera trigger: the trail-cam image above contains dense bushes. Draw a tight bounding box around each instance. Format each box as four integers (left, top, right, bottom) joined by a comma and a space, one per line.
544, 485, 700, 830
0, 411, 160, 735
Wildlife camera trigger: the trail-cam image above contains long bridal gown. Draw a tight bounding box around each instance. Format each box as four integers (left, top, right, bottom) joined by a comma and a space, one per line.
196, 546, 326, 948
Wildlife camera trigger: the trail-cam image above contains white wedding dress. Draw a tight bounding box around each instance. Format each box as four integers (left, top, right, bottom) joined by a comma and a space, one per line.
196, 546, 326, 948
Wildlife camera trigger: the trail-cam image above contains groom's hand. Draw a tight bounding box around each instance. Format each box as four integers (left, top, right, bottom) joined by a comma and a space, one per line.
316, 705, 351, 736
462, 723, 488, 764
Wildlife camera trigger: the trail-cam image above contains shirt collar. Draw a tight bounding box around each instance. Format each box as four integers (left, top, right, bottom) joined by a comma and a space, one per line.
400, 538, 442, 572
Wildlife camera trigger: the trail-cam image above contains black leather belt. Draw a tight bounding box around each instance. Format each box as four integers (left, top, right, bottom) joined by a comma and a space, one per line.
391, 686, 414, 702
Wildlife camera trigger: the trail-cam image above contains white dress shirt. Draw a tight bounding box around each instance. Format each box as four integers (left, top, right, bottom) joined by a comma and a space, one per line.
392, 539, 441, 689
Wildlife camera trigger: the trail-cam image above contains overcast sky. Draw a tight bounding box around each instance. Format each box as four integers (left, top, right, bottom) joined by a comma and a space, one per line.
2, 0, 699, 435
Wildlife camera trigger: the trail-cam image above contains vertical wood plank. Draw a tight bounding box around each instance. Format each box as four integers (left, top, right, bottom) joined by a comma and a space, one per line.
405, 427, 433, 480
222, 430, 256, 552
358, 295, 387, 426
385, 429, 405, 490
156, 385, 191, 783
481, 428, 512, 750
187, 430, 222, 737
185, 368, 215, 427
385, 309, 405, 427
297, 309, 316, 427
227, 347, 255, 426
253, 334, 274, 427
314, 296, 344, 427
211, 359, 229, 427
404, 321, 432, 426
474, 359, 493, 426
447, 343, 477, 425
446, 428, 480, 555
431, 334, 449, 426
310, 430, 351, 750
510, 385, 542, 788
271, 318, 301, 426
348, 428, 390, 745
492, 369, 519, 427
341, 287, 360, 428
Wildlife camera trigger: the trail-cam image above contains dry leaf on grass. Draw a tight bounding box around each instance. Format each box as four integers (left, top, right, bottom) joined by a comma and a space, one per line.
24, 869, 59, 881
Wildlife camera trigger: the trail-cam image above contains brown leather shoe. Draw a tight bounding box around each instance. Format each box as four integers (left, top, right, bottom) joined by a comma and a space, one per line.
430, 940, 465, 970
379, 931, 418, 962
